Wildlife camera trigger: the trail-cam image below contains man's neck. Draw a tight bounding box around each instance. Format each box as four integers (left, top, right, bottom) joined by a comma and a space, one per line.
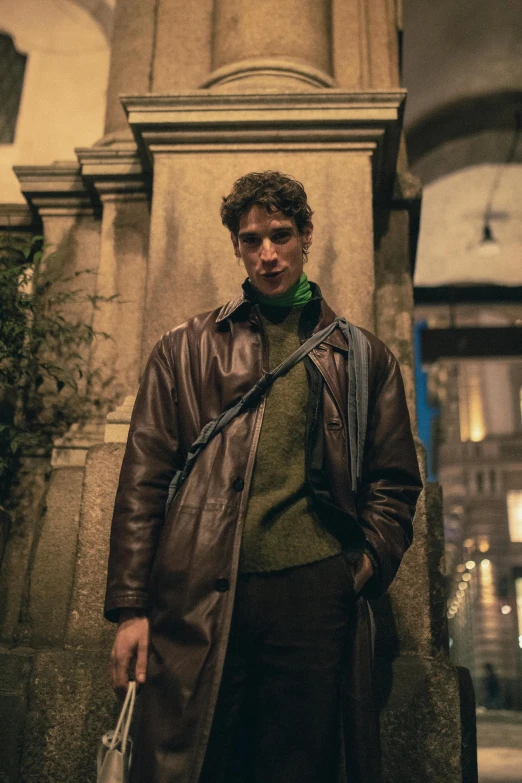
247, 273, 312, 308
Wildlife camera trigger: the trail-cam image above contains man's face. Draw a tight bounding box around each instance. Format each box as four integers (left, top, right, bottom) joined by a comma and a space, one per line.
231, 204, 313, 297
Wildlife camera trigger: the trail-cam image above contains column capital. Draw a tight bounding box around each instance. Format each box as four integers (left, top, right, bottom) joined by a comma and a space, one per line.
76, 143, 150, 202
13, 163, 96, 218
122, 90, 406, 200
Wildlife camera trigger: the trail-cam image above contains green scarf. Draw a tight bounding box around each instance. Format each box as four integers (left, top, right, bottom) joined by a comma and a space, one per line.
250, 273, 312, 307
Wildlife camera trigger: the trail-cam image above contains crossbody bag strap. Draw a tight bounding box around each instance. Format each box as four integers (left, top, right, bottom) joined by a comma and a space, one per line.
165, 318, 340, 516
336, 318, 370, 491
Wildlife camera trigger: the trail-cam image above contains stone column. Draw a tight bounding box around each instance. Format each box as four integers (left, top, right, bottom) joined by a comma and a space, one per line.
12, 163, 101, 322
151, 0, 214, 92
22, 423, 105, 649
0, 172, 107, 783
208, 0, 334, 91
77, 145, 150, 399
0, 165, 102, 647
372, 150, 477, 780
18, 405, 133, 783
332, 0, 401, 90
103, 0, 157, 137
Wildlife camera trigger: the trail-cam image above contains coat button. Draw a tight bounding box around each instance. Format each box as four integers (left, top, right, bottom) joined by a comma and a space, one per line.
215, 578, 230, 592
232, 477, 245, 492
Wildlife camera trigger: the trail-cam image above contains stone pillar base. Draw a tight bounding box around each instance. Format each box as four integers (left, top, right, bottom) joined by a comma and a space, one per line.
0, 647, 35, 783
16, 648, 115, 783
378, 656, 478, 783
0, 418, 127, 782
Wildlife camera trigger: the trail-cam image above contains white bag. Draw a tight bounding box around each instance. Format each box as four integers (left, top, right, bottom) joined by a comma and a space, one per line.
97, 681, 136, 783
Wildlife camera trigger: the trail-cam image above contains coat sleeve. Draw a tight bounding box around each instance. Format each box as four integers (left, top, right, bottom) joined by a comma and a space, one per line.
357, 349, 423, 599
104, 336, 182, 622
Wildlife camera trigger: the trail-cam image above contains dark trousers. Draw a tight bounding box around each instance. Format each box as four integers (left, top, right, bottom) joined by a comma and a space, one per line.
199, 553, 358, 783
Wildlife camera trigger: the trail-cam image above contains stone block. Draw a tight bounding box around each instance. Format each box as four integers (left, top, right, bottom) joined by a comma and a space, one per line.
65, 443, 124, 650
20, 649, 116, 783
0, 648, 34, 783
378, 655, 477, 783
89, 196, 149, 400
374, 481, 447, 662
0, 508, 9, 571
0, 456, 51, 644
28, 467, 84, 648
144, 150, 375, 358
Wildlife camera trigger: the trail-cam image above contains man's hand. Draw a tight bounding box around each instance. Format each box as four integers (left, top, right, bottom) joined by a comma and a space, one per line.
353, 552, 374, 594
111, 609, 150, 698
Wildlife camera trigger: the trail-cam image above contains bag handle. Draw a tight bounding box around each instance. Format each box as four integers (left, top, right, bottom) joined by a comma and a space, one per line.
108, 680, 136, 754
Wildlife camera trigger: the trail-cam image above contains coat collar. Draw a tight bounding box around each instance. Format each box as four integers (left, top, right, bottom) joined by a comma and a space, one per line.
216, 280, 348, 352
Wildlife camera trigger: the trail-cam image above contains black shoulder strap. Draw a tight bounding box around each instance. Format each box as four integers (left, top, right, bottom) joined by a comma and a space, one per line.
165, 318, 340, 516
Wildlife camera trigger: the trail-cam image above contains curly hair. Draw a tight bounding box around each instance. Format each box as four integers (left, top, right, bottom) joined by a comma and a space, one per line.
220, 171, 313, 236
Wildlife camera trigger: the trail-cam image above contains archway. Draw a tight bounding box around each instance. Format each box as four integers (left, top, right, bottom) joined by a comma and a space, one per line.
0, 0, 111, 203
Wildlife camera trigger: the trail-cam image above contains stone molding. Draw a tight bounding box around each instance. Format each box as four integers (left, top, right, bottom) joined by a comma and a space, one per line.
76, 143, 150, 201
104, 395, 136, 443
13, 164, 96, 217
201, 57, 336, 91
11, 148, 150, 221
0, 203, 38, 232
51, 421, 105, 468
122, 90, 406, 199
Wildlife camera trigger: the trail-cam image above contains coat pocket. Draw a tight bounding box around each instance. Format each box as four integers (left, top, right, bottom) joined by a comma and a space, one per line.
148, 500, 238, 621
340, 551, 358, 596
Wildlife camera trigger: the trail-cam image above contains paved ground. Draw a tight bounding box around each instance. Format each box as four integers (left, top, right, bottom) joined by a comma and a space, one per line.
477, 710, 522, 783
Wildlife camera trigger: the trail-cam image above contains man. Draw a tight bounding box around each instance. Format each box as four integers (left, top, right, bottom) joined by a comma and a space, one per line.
105, 171, 422, 783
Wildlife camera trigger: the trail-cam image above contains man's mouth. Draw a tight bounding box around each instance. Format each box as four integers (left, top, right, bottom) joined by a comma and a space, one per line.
263, 271, 283, 279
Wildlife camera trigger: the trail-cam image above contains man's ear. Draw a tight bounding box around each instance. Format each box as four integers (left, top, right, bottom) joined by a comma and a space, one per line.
231, 232, 240, 258
302, 222, 313, 249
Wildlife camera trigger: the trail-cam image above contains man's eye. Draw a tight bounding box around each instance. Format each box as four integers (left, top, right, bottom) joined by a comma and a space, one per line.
242, 237, 259, 245
273, 232, 291, 242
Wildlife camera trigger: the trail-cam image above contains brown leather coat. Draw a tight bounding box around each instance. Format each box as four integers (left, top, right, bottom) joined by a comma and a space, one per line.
105, 285, 422, 783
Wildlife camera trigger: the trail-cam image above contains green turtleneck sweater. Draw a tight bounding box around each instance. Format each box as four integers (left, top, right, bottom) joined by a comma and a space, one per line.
239, 305, 343, 573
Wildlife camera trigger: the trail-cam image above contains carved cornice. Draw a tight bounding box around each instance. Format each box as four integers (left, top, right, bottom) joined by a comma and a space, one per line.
0, 203, 39, 232
76, 143, 150, 201
13, 164, 96, 217
122, 90, 406, 199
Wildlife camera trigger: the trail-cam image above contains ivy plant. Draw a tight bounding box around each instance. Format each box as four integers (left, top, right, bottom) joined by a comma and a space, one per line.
0, 233, 116, 501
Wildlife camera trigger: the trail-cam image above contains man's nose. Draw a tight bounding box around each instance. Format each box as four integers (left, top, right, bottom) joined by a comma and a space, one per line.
260, 239, 277, 261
